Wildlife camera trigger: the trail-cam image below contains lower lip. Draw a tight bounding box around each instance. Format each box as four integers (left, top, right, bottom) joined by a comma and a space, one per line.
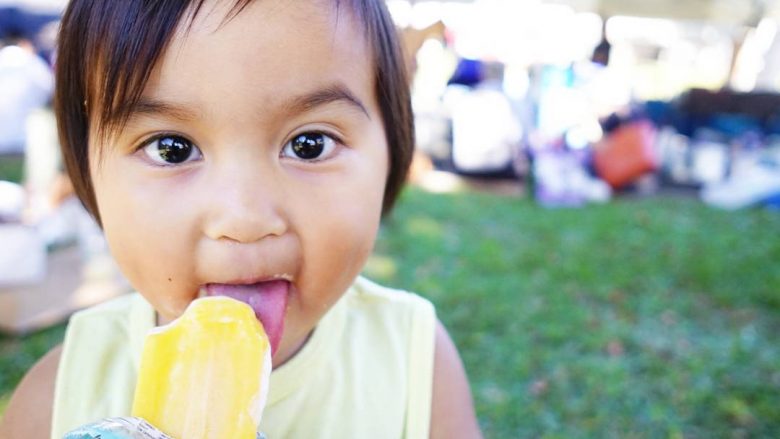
203, 280, 290, 355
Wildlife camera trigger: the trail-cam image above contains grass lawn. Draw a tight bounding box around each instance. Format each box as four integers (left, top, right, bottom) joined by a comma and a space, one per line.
0, 155, 25, 184
2, 186, 779, 437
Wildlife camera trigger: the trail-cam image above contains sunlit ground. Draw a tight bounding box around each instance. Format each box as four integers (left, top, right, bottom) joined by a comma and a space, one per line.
1, 185, 779, 437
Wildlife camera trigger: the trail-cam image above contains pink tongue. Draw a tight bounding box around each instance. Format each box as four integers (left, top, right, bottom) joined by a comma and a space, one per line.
204, 280, 289, 355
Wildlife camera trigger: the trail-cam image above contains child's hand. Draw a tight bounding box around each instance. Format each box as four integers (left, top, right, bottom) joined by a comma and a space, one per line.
62, 417, 267, 439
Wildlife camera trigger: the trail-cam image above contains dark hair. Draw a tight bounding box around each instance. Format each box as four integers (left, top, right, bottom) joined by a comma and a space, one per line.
55, 0, 413, 225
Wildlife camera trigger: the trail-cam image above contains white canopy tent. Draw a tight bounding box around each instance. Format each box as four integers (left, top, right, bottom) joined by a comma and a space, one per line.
424, 0, 779, 25
397, 0, 780, 94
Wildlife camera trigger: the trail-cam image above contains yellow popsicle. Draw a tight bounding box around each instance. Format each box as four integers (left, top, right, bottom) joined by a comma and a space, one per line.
132, 296, 271, 439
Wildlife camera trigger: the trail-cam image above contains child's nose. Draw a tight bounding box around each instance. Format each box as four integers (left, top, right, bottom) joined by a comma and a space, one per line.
202, 165, 288, 244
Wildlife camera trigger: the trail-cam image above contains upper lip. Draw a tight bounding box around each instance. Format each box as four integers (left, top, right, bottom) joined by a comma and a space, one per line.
204, 273, 294, 287
198, 275, 293, 298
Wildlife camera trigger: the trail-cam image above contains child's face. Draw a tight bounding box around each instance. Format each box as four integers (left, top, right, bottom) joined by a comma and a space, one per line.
89, 0, 388, 365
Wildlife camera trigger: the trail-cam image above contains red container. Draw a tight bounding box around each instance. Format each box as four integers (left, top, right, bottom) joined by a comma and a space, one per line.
594, 120, 658, 189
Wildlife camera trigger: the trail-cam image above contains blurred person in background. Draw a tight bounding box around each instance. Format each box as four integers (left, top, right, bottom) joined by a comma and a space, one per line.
0, 29, 53, 156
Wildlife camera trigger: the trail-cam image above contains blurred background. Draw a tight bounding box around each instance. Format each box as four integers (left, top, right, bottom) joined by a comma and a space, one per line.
1, 0, 779, 437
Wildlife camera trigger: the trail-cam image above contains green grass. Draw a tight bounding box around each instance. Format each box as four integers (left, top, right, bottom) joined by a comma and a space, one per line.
2, 186, 779, 437
0, 155, 25, 183
366, 187, 780, 438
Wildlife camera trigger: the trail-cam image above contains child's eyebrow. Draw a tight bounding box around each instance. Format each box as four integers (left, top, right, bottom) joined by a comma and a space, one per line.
125, 83, 370, 125
128, 98, 199, 122
283, 83, 370, 120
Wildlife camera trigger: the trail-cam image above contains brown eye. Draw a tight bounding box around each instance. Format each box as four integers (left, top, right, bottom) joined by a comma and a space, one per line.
282, 132, 337, 161
143, 135, 202, 165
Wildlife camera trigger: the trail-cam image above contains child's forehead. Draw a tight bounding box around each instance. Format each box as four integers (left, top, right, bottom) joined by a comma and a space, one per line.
151, 0, 374, 106
179, 0, 358, 41
172, 0, 364, 58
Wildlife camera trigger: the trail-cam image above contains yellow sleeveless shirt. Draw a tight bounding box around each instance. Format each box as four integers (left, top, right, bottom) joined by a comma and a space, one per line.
51, 277, 436, 439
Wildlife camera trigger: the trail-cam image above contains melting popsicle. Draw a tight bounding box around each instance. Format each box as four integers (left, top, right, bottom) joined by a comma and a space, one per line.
131, 296, 271, 439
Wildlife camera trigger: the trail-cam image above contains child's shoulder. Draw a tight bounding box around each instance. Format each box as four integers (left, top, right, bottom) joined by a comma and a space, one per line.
0, 294, 149, 439
70, 292, 149, 321
0, 345, 61, 439
349, 276, 435, 312
62, 291, 153, 368
345, 276, 436, 332
66, 292, 153, 343
345, 278, 483, 438
48, 293, 153, 437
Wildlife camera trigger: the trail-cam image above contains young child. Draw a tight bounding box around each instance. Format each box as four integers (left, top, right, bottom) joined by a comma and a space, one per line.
0, 0, 482, 438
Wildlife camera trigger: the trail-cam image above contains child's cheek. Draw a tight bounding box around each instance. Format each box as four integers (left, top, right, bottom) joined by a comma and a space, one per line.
92, 165, 199, 318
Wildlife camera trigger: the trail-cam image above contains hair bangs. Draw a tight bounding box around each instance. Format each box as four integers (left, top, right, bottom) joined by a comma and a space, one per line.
87, 0, 254, 144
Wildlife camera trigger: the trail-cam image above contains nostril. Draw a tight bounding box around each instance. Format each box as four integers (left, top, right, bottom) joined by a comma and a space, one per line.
217, 234, 242, 243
